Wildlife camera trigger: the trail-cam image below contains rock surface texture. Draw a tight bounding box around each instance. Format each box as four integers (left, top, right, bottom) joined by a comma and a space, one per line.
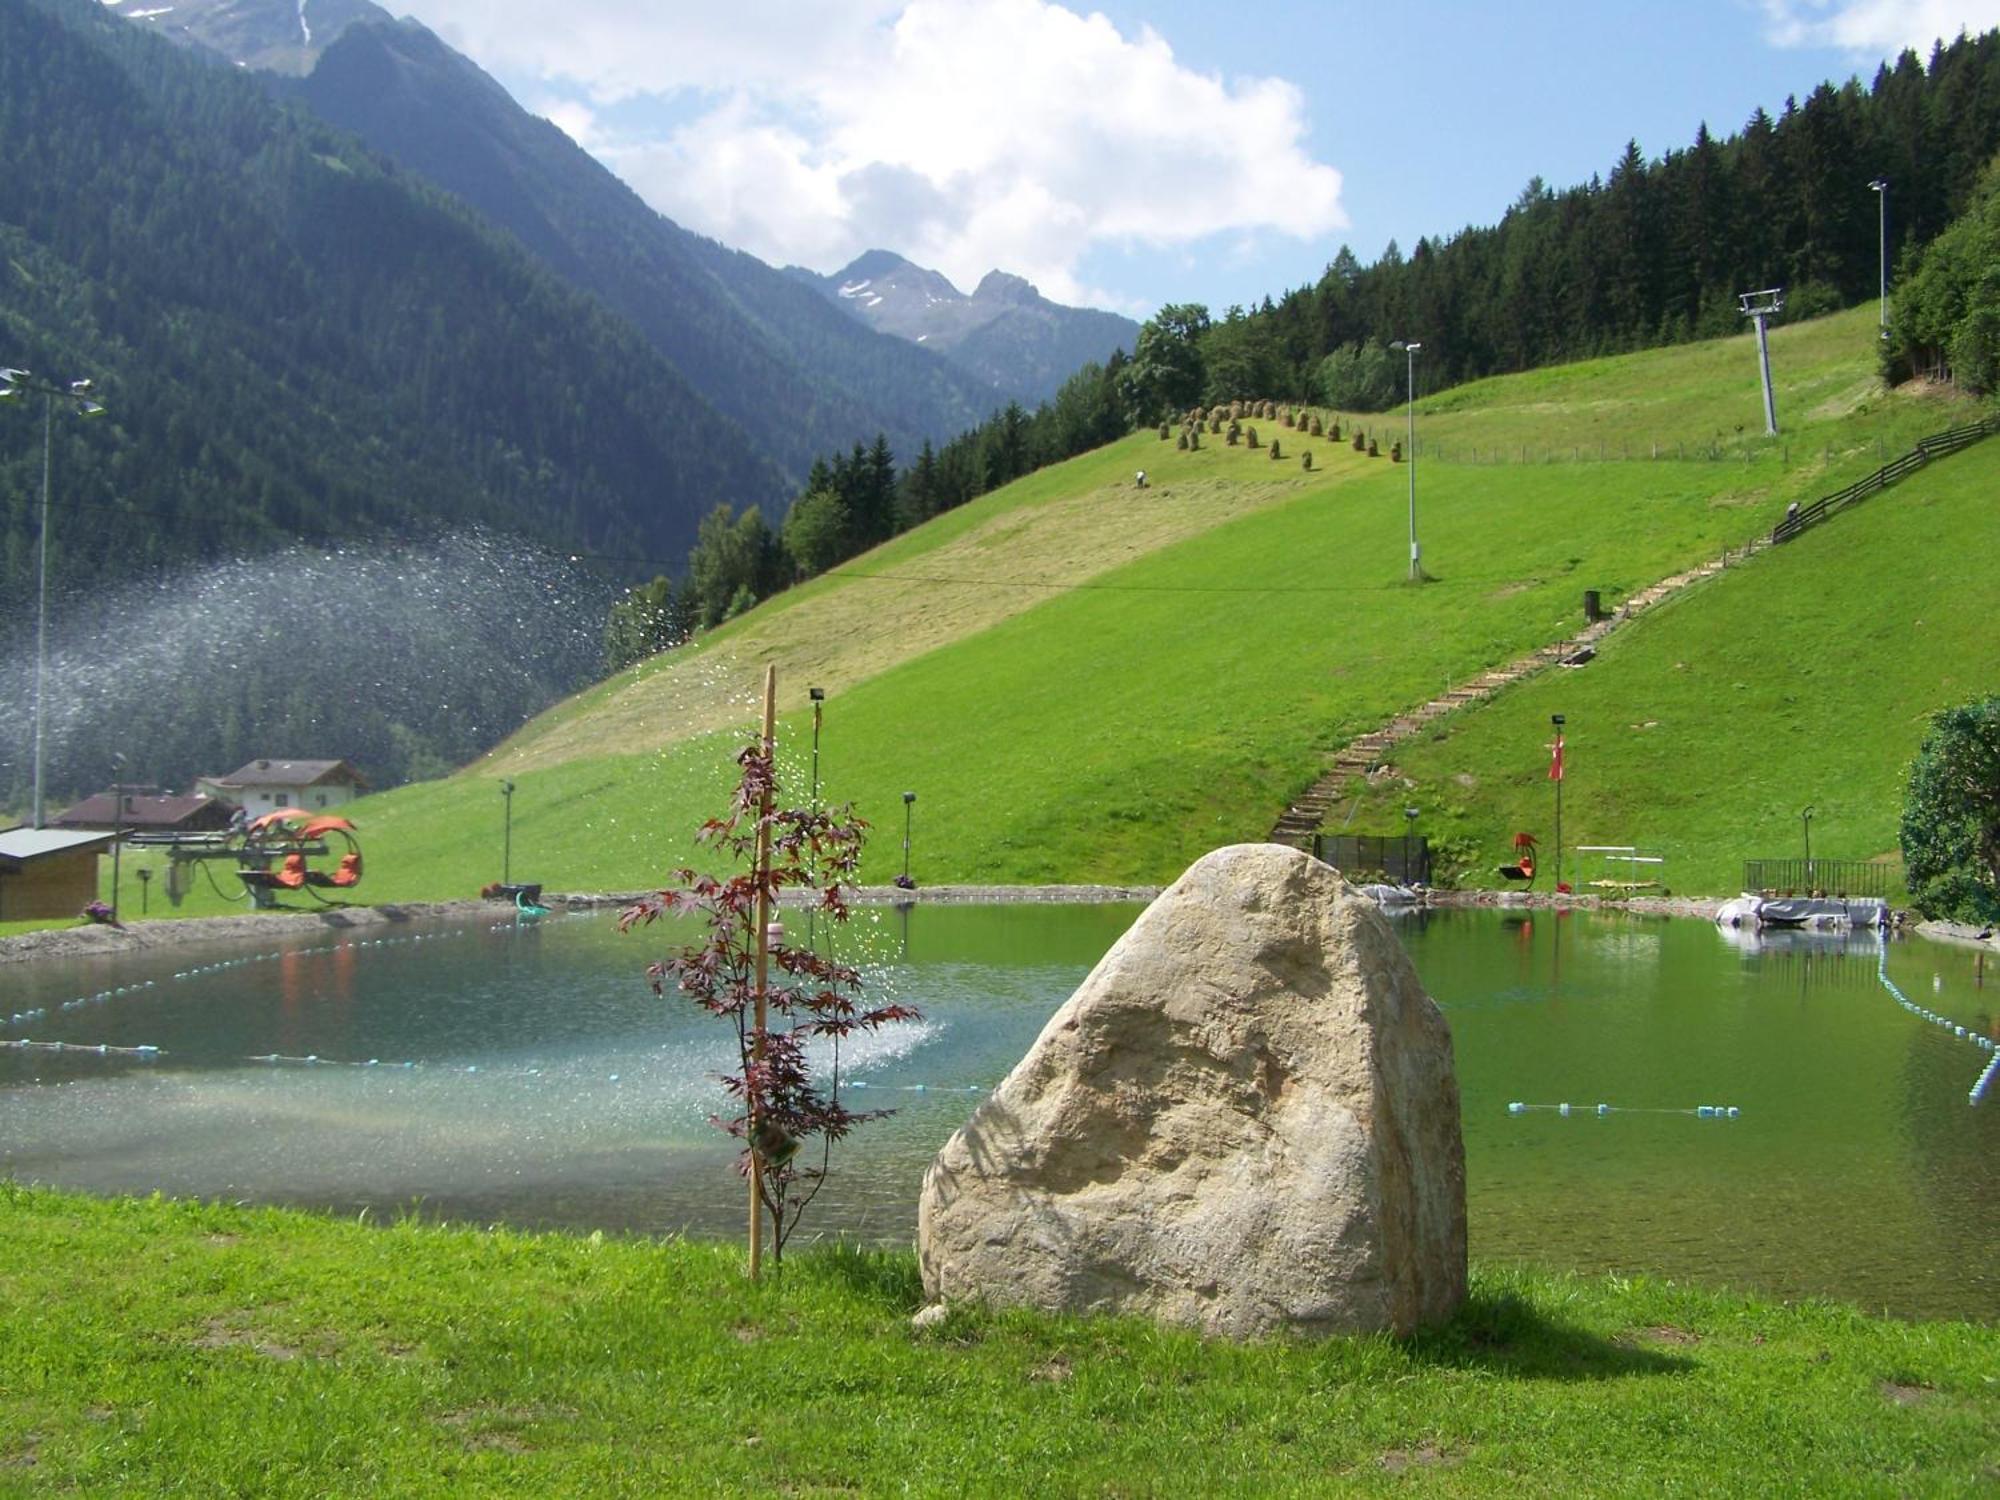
917, 844, 1466, 1338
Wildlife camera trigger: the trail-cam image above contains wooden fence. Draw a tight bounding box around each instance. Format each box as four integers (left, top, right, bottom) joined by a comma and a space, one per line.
1772, 413, 2000, 544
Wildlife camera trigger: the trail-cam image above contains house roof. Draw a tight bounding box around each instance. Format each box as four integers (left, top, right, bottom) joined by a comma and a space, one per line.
212, 758, 369, 790
0, 826, 116, 872
55, 791, 235, 829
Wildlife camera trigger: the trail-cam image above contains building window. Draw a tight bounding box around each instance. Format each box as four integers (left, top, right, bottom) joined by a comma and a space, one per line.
316, 794, 327, 808
275, 793, 289, 807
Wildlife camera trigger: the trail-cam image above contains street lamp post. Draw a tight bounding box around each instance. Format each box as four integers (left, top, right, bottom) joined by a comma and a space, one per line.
1801, 804, 1815, 888
1868, 179, 1889, 340
900, 791, 917, 889
500, 779, 515, 885
1390, 341, 1423, 581
1403, 805, 1420, 886
110, 751, 126, 923
808, 688, 825, 811
1550, 714, 1566, 896
1, 368, 105, 828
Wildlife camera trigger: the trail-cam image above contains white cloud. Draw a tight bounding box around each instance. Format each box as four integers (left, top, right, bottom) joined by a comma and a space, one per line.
1762, 0, 2000, 54
389, 0, 1345, 309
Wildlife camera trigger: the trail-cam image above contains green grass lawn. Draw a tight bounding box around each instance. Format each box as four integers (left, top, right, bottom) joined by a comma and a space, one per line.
1379, 438, 2000, 898
13, 307, 1986, 933
1, 1186, 1993, 1496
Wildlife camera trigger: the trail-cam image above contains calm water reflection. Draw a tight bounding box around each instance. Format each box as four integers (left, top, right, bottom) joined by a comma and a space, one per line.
4, 903, 1994, 1321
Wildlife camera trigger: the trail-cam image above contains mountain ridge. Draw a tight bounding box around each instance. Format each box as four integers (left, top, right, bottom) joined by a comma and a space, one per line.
811, 249, 1139, 402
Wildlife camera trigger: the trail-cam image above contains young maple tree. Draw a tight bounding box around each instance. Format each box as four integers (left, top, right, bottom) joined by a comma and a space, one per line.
619, 738, 919, 1262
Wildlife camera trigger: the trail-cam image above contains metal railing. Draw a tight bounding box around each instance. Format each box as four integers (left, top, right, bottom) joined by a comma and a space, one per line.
1741, 858, 1899, 900
1315, 833, 1431, 885
1772, 413, 2000, 544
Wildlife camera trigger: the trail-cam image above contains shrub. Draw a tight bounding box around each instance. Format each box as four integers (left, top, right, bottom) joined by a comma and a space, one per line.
619, 733, 919, 1264
1900, 695, 2000, 923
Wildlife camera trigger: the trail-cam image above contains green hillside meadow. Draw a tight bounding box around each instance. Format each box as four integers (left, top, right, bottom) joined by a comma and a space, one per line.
89, 305, 1994, 917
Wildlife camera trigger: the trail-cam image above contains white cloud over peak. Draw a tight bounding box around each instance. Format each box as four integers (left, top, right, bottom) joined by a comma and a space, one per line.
392, 0, 1345, 310
1762, 0, 2000, 54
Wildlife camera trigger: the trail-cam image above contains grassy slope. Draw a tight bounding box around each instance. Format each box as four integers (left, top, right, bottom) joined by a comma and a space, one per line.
1379, 441, 2000, 897
2, 1186, 1994, 1497
76, 306, 1994, 917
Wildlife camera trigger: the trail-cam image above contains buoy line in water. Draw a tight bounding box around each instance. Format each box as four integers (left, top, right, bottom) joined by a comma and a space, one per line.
1874, 942, 1998, 1104
1507, 1101, 1740, 1118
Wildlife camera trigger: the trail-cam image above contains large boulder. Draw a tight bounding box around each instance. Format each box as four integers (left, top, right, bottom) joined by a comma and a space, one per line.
917, 844, 1465, 1338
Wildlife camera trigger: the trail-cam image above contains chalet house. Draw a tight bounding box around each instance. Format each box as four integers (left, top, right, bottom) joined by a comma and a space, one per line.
197, 759, 370, 818
55, 788, 238, 835
0, 827, 115, 921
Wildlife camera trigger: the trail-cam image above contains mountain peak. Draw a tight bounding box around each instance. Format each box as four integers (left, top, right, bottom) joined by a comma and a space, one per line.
833, 248, 922, 286
972, 270, 1037, 305
116, 0, 396, 75
810, 253, 1137, 403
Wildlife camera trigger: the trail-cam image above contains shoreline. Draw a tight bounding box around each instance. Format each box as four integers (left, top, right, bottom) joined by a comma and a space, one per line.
4, 879, 1988, 966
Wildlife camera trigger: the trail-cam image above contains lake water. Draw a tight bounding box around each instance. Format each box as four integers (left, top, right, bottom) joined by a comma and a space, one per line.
3, 903, 1995, 1322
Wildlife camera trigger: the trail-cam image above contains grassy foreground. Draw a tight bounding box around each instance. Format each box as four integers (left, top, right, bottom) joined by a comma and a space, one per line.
1, 1186, 1994, 1496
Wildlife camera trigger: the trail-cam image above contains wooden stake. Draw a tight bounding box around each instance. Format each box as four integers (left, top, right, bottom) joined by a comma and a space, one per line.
748, 663, 777, 1280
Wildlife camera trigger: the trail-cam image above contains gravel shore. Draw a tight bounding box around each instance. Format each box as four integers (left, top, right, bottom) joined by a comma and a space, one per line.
0, 885, 1167, 965
10, 882, 1978, 967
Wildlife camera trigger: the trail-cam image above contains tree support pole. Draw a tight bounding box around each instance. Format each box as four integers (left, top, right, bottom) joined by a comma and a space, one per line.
749, 663, 777, 1279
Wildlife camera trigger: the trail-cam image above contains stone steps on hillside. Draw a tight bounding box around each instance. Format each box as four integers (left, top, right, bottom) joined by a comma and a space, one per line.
1267, 541, 1768, 848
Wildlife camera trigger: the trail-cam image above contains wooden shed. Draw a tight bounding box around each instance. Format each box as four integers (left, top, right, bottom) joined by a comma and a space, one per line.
0, 827, 116, 921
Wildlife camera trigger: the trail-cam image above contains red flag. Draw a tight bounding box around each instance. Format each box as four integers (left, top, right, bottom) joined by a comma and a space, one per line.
1548, 731, 1565, 781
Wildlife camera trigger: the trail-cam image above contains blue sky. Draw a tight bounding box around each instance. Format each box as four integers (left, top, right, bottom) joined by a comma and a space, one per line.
389, 0, 2000, 318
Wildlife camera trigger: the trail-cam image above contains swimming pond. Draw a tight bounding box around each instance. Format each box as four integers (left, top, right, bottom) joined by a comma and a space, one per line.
3, 903, 1994, 1321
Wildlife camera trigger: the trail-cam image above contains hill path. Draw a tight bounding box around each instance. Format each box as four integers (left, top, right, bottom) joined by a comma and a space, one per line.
1268, 541, 1769, 846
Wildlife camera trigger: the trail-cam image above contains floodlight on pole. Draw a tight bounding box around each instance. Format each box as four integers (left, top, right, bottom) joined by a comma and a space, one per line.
1390, 340, 1423, 581
808, 687, 825, 811
1738, 290, 1784, 437
500, 779, 515, 885
110, 750, 127, 923
1550, 713, 1566, 896
0, 367, 107, 829
1868, 179, 1889, 339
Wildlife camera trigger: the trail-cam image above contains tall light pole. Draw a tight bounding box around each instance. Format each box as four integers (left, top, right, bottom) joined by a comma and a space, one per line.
1390, 340, 1423, 581
900, 791, 917, 889
1550, 713, 1566, 896
808, 687, 825, 811
1, 368, 105, 828
499, 779, 515, 885
1403, 805, 1420, 885
109, 750, 126, 922
1801, 804, 1814, 885
1868, 179, 1889, 340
